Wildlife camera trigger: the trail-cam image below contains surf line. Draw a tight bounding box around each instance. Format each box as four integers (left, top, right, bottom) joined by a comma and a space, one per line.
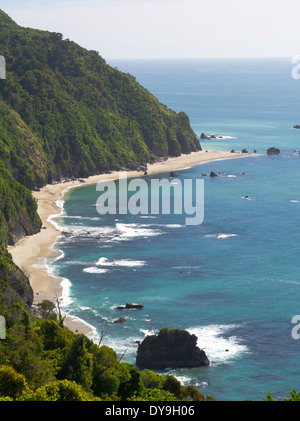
95, 171, 204, 226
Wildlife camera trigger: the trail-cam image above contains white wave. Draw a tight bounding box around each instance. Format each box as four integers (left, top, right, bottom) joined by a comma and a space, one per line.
101, 335, 141, 360
96, 257, 146, 267
163, 224, 184, 228
61, 215, 100, 221
217, 233, 238, 239
226, 175, 237, 178
242, 196, 256, 200
115, 223, 161, 240
60, 277, 73, 307
140, 328, 158, 337
205, 233, 238, 239
83, 267, 109, 274
65, 313, 100, 343
169, 373, 208, 388
290, 200, 300, 203
57, 224, 117, 238
187, 325, 249, 364
219, 135, 238, 139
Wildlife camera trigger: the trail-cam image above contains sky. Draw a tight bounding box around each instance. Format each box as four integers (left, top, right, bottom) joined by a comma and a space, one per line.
1, 0, 300, 59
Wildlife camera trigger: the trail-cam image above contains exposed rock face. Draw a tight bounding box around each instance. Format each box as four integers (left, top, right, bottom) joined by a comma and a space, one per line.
136, 327, 210, 369
7, 215, 42, 246
267, 147, 280, 155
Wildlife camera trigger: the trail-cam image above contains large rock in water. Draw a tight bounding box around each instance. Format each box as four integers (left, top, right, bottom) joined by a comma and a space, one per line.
267, 147, 280, 155
136, 327, 210, 369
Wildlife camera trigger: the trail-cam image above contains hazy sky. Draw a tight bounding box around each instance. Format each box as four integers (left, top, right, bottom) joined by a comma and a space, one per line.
1, 0, 300, 59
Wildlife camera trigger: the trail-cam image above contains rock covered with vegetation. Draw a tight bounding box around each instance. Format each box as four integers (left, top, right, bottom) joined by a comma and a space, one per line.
136, 327, 210, 369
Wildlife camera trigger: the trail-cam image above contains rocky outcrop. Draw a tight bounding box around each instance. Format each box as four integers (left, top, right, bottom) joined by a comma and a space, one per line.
114, 317, 126, 324
210, 171, 218, 178
200, 133, 223, 140
136, 327, 210, 369
116, 303, 144, 310
293, 125, 300, 129
267, 147, 280, 155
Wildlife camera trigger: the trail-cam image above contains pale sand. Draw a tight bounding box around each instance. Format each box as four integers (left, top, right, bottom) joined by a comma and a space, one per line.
8, 150, 247, 336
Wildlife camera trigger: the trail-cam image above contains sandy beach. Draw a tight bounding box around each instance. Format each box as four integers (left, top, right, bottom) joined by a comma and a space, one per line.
8, 150, 247, 336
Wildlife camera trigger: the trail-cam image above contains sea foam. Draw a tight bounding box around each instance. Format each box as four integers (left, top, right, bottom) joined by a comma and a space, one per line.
187, 325, 249, 364
96, 257, 146, 267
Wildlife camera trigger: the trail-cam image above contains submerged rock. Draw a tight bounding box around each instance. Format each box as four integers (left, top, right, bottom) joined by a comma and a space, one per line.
136, 327, 210, 369
209, 171, 218, 178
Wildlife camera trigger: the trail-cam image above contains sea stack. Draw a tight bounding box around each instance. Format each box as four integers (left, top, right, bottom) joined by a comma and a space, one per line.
136, 327, 210, 369
267, 147, 280, 155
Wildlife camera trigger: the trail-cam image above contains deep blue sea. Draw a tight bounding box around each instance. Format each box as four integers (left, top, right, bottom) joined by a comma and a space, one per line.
49, 58, 300, 401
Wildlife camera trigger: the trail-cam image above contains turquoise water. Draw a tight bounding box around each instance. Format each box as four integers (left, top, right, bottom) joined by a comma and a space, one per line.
50, 59, 300, 401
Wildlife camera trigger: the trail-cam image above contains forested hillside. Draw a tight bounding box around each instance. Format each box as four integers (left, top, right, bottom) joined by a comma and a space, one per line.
0, 10, 200, 189
0, 10, 204, 401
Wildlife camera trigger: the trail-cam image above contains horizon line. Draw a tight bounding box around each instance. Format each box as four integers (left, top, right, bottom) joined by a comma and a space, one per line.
106, 56, 292, 61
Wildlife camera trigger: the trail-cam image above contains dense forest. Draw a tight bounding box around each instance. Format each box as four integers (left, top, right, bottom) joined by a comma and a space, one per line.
0, 10, 207, 401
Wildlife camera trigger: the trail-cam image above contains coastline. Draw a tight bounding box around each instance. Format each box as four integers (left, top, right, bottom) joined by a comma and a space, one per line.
8, 150, 247, 337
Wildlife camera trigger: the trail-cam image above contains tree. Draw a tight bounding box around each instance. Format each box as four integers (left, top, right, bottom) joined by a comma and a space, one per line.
118, 363, 145, 401
35, 299, 57, 321
163, 375, 182, 399
59, 334, 93, 390
22, 379, 99, 401
0, 365, 29, 399
141, 369, 166, 390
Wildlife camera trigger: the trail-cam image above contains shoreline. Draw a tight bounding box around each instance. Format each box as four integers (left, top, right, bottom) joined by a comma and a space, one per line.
8, 150, 248, 337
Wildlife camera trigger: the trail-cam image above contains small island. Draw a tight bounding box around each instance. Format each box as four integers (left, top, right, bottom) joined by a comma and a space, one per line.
136, 327, 210, 369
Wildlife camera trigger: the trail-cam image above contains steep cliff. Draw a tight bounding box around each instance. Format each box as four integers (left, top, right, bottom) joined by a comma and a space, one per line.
0, 10, 200, 189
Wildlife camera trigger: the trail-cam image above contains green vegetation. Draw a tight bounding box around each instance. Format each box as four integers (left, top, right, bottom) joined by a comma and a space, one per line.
0, 9, 297, 402
0, 167, 41, 309
0, 303, 209, 401
0, 10, 200, 190
0, 10, 205, 401
0, 7, 200, 320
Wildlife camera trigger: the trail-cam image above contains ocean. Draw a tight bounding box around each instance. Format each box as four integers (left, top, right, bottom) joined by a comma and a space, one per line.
48, 58, 300, 401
